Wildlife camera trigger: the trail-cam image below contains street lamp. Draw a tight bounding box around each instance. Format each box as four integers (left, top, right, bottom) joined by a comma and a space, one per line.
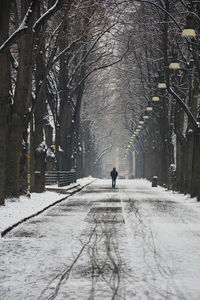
169, 52, 180, 69
157, 72, 167, 89
146, 100, 153, 111
152, 95, 159, 102
182, 15, 196, 37
139, 118, 144, 125
143, 111, 149, 119
151, 86, 160, 101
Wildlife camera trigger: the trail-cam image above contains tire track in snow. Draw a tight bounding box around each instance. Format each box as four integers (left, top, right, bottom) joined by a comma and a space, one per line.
37, 194, 126, 300
120, 195, 186, 300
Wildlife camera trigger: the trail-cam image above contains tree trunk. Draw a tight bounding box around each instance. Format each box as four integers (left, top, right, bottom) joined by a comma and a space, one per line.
176, 140, 183, 191
174, 99, 185, 192
33, 144, 46, 193
31, 97, 46, 193
0, 0, 11, 204
76, 146, 84, 178
19, 130, 29, 194
82, 124, 91, 177
184, 133, 194, 194
31, 14, 46, 193
30, 119, 35, 191
6, 0, 35, 197
45, 123, 55, 171
190, 128, 200, 200
189, 74, 200, 198
58, 51, 73, 171
59, 102, 73, 171
44, 102, 55, 171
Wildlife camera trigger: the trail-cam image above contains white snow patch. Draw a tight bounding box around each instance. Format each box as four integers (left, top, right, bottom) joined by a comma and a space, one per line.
0, 191, 61, 234
0, 177, 94, 235
58, 146, 64, 152
46, 148, 55, 158
36, 141, 47, 153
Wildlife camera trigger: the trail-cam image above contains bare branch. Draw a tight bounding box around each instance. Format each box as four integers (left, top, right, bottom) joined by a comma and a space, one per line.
0, 0, 37, 53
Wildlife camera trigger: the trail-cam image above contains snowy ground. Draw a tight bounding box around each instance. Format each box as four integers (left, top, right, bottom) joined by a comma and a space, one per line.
0, 177, 94, 235
1, 179, 200, 300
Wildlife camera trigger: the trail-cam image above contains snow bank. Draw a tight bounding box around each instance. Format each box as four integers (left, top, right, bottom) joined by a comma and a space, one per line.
0, 177, 95, 235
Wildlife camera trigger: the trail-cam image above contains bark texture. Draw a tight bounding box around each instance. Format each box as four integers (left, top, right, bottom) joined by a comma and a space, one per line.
0, 0, 11, 204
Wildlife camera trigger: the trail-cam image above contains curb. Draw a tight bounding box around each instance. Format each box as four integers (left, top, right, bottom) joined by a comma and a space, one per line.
1, 179, 96, 238
45, 183, 81, 193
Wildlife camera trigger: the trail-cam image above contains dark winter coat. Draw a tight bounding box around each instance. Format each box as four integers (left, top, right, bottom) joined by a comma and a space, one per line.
110, 170, 118, 179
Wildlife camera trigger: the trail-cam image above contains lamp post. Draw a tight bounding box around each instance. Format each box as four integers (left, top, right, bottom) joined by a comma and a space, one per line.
182, 14, 196, 37
146, 100, 153, 111
152, 87, 160, 101
169, 52, 180, 70
139, 118, 144, 125
143, 110, 149, 119
55, 96, 60, 185
157, 71, 167, 89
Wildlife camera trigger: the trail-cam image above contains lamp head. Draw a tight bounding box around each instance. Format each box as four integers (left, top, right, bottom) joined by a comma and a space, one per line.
146, 100, 153, 111
157, 71, 167, 89
182, 15, 196, 37
169, 53, 180, 69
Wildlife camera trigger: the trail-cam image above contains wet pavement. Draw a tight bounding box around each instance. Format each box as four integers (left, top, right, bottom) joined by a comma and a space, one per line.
1, 179, 200, 299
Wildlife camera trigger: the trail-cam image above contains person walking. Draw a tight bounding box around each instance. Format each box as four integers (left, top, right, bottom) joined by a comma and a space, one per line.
110, 167, 118, 188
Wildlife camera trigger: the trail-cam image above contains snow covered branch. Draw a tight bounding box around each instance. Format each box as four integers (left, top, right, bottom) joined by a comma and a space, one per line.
67, 22, 121, 90
168, 87, 197, 129
0, 0, 37, 53
131, 0, 182, 31
70, 48, 128, 97
94, 145, 112, 164
33, 0, 65, 33
0, 0, 66, 53
50, 37, 82, 67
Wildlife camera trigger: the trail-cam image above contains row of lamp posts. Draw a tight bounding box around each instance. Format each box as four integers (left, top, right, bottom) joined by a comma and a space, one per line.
124, 5, 199, 167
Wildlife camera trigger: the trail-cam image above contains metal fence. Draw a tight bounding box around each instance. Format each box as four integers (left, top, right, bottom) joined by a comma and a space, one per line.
45, 170, 76, 187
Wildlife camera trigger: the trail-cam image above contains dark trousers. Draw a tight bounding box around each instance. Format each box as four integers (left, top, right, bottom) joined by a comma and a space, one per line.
112, 178, 116, 188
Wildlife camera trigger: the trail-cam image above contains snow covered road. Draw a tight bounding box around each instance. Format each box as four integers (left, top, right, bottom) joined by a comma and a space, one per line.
1, 179, 200, 300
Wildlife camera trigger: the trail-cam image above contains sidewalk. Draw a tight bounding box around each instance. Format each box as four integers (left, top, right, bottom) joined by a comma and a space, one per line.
0, 176, 95, 237
1, 179, 200, 299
